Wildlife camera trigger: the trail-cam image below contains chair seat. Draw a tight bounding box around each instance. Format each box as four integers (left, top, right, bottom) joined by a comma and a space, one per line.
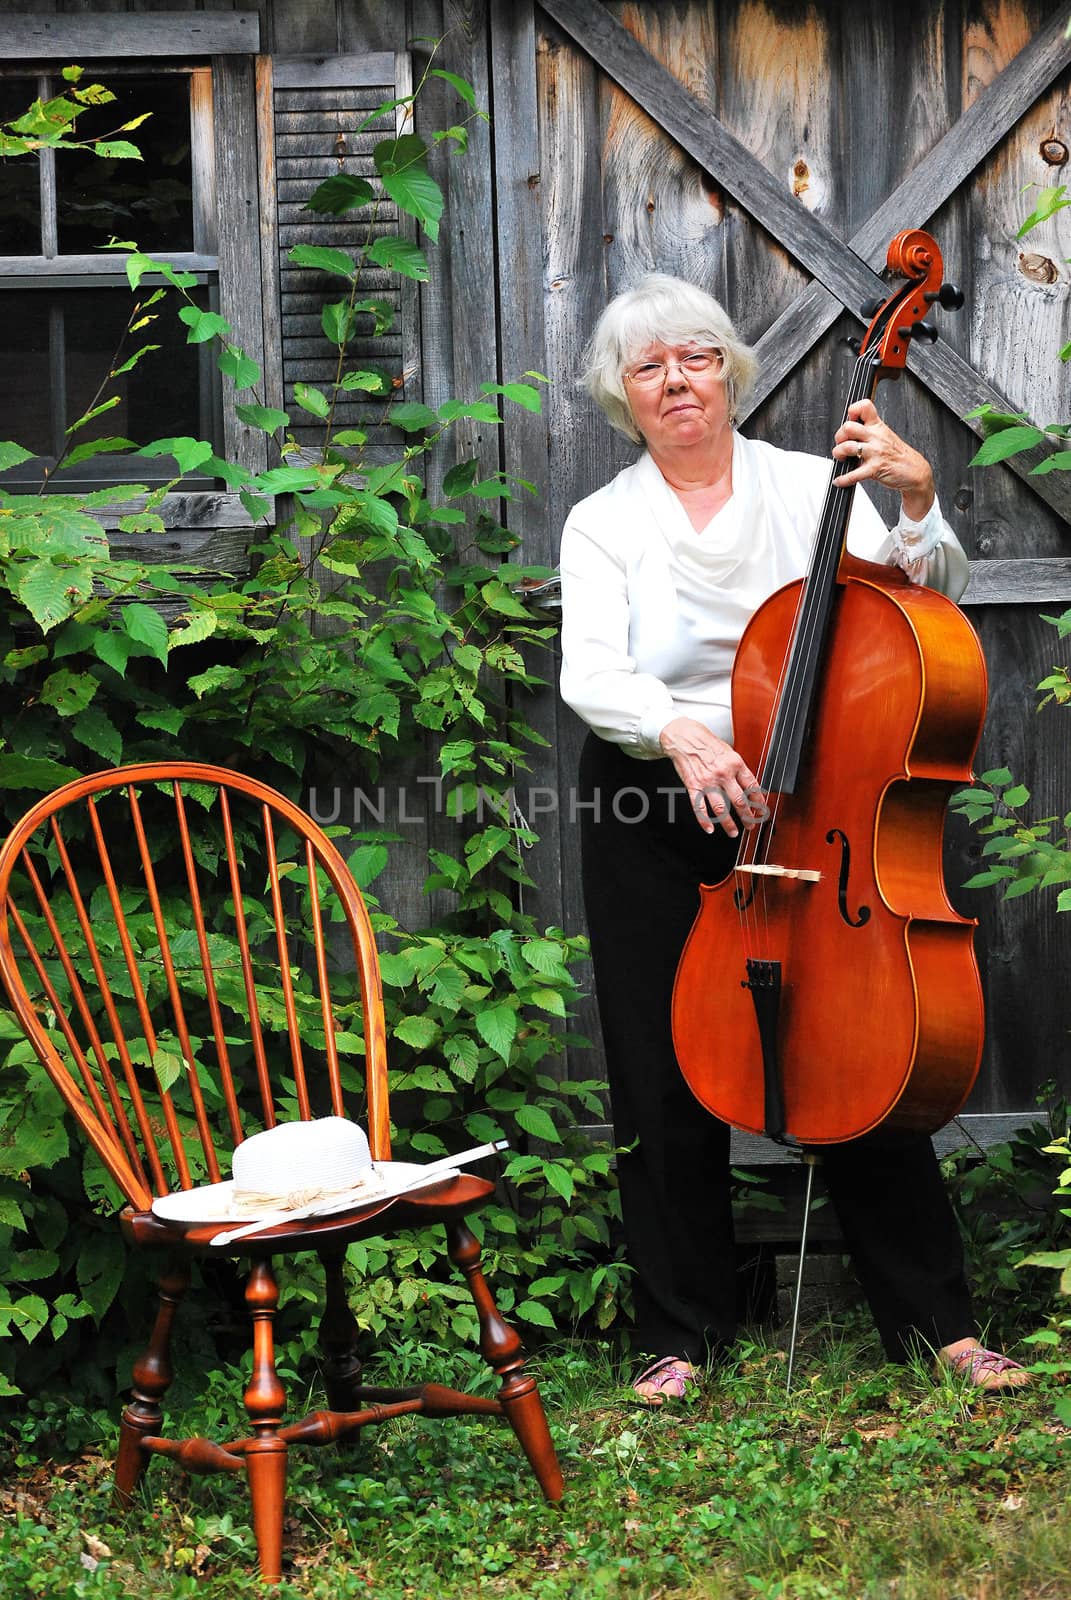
120, 1172, 496, 1254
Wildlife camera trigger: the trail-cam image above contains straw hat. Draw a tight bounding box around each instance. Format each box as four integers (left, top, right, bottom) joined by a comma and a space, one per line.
151, 1117, 428, 1226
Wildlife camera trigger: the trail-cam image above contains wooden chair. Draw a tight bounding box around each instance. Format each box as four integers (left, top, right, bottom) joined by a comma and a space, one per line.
0, 762, 563, 1582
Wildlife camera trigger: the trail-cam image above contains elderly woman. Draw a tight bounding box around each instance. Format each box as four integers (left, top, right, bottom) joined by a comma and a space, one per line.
559, 273, 1026, 1404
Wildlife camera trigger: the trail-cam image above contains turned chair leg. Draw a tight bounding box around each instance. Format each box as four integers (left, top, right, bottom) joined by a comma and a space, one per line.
243, 1260, 288, 1585
115, 1260, 191, 1507
318, 1250, 364, 1413
446, 1220, 564, 1502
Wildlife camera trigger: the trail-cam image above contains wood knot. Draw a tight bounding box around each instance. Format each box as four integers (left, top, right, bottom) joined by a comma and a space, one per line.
789, 156, 826, 212
527, 172, 540, 188
1018, 251, 1059, 285
699, 169, 723, 217
1040, 129, 1068, 166
646, 195, 656, 213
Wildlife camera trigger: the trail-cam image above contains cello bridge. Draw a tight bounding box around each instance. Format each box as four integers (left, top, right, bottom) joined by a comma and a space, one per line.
734, 863, 822, 883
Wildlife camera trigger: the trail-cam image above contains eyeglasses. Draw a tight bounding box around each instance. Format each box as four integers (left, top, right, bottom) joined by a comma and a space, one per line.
623, 349, 724, 388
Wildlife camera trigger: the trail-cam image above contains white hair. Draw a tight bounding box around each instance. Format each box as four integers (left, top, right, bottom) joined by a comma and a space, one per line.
580, 273, 758, 444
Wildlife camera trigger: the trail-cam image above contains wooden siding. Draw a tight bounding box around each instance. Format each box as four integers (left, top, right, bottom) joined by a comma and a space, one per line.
506, 0, 1071, 1125
0, 10, 260, 57
4, 0, 1068, 1138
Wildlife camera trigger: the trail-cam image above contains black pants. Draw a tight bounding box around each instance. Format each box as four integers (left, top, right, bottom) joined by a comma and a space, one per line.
578, 734, 976, 1364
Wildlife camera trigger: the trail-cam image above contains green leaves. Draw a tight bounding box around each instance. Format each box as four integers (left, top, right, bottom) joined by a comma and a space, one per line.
367, 236, 429, 280
11, 559, 93, 633
339, 369, 387, 393
515, 1104, 561, 1144
217, 345, 261, 390
391, 402, 439, 433
94, 139, 141, 160
394, 1015, 440, 1051
346, 842, 390, 888
0, 59, 628, 1379
322, 300, 355, 345
63, 435, 137, 470
1017, 183, 1070, 238
0, 441, 33, 473
40, 669, 99, 717
289, 243, 358, 279
122, 603, 169, 666
236, 403, 290, 435
186, 663, 247, 699
475, 1002, 517, 1063
293, 382, 331, 419
375, 134, 444, 242
953, 752, 1071, 909
2, 500, 105, 561
968, 425, 1045, 466
124, 252, 197, 292
0, 755, 82, 789
438, 399, 502, 425
443, 458, 480, 497
138, 436, 214, 475
384, 164, 445, 243
178, 305, 230, 344
70, 705, 122, 765
429, 68, 480, 108
480, 380, 544, 414
75, 1232, 125, 1322
305, 173, 376, 214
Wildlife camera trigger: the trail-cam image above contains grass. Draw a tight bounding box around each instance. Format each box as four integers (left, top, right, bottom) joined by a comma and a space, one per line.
1, 1322, 1069, 1600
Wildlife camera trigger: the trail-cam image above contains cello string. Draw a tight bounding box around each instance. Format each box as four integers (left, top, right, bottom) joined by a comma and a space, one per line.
743, 344, 877, 842
753, 342, 880, 821
743, 351, 872, 960
734, 339, 884, 963
735, 291, 906, 961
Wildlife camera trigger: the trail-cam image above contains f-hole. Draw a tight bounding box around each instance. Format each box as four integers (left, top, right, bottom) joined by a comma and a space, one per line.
825, 827, 870, 928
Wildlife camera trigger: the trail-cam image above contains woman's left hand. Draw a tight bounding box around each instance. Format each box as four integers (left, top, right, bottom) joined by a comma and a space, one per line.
832, 398, 935, 522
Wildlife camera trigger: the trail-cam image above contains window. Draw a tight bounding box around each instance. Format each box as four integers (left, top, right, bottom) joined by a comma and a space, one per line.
0, 68, 220, 489
0, 11, 268, 526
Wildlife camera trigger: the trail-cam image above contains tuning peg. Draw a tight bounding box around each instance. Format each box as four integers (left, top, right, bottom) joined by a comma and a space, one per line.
842, 335, 862, 355
924, 282, 964, 310
899, 320, 939, 342
860, 297, 884, 318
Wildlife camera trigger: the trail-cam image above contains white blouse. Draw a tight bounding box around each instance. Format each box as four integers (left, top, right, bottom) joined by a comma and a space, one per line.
558, 433, 970, 757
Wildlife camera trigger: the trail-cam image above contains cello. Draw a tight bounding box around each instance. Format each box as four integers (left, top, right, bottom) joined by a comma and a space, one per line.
671, 229, 987, 1147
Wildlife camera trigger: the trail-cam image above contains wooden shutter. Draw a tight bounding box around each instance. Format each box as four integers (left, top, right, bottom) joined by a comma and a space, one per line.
264, 53, 420, 460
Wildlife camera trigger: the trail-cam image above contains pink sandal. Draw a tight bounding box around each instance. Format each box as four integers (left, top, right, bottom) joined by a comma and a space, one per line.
944, 1345, 1028, 1394
632, 1355, 698, 1406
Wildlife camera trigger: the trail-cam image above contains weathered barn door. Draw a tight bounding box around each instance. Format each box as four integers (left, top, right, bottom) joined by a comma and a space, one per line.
485, 0, 1071, 1145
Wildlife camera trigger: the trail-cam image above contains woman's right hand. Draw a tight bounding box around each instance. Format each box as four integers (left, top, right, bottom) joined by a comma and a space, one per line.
658, 717, 767, 837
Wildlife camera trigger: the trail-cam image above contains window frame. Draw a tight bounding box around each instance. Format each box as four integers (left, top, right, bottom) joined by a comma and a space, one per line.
0, 12, 270, 551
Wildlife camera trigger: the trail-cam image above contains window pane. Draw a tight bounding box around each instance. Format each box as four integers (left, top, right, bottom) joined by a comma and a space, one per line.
57, 75, 194, 255
0, 77, 43, 254
0, 284, 216, 486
